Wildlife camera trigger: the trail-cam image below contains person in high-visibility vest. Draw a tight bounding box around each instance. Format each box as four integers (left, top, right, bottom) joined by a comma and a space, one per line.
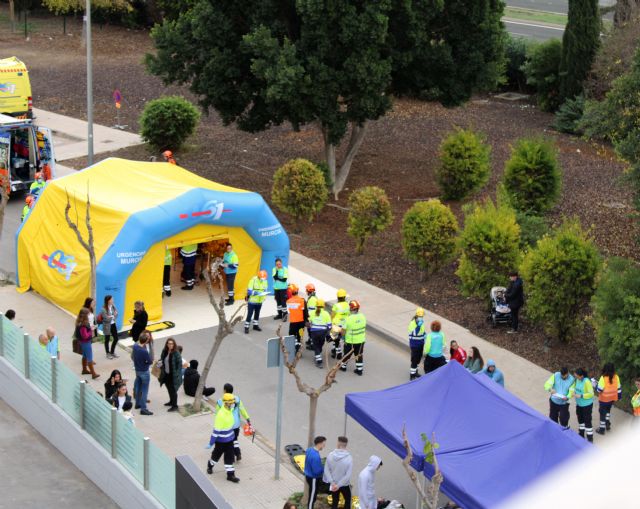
544, 367, 575, 430
596, 363, 622, 435
305, 284, 318, 350
222, 243, 239, 306
272, 258, 289, 320
180, 243, 198, 290
244, 270, 268, 334
286, 284, 308, 352
216, 383, 251, 461
308, 299, 331, 368
423, 321, 446, 374
207, 393, 240, 483
408, 308, 426, 380
163, 249, 172, 297
331, 289, 350, 360
632, 376, 640, 418
29, 171, 45, 197
340, 300, 367, 375
21, 194, 35, 222
571, 368, 594, 442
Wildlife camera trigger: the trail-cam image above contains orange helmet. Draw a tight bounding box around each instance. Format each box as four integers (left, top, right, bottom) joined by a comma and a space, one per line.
25, 195, 34, 205
258, 270, 268, 279
349, 300, 360, 311
289, 283, 299, 294
34, 171, 43, 180
305, 283, 315, 293
162, 150, 173, 158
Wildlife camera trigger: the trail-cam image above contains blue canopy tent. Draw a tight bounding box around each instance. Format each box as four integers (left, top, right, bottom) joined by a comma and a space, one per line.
345, 361, 589, 509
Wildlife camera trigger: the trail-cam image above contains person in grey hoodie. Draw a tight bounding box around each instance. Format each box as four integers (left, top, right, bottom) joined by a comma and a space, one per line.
323, 436, 353, 509
358, 455, 382, 509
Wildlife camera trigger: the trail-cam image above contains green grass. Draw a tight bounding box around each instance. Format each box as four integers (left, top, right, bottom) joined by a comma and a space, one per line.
503, 6, 568, 26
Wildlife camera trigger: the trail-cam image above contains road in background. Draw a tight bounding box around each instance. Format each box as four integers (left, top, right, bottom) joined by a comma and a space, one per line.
0, 398, 118, 509
506, 0, 616, 14
503, 19, 565, 41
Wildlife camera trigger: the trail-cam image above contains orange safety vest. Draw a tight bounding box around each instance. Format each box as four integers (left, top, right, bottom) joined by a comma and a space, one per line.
632, 390, 640, 417
286, 295, 305, 323
598, 375, 621, 403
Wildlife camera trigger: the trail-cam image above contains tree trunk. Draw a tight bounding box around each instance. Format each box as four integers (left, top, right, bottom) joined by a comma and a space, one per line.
323, 121, 369, 200
90, 252, 96, 308
9, 1, 15, 32
193, 330, 224, 412
307, 394, 319, 448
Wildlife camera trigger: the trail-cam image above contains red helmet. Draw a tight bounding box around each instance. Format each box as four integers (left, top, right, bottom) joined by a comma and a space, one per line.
25, 195, 34, 205
258, 270, 268, 279
305, 283, 315, 293
289, 283, 299, 294
349, 300, 360, 311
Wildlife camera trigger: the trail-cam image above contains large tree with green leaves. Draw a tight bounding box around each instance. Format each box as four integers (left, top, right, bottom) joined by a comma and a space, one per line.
559, 0, 601, 102
146, 0, 506, 198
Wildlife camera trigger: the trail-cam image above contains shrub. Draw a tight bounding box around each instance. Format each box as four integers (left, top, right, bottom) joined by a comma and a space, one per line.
521, 221, 601, 342
272, 159, 328, 223
401, 199, 459, 274
347, 186, 394, 254
522, 39, 563, 112
456, 200, 521, 297
436, 128, 491, 201
504, 35, 535, 92
591, 257, 640, 403
515, 212, 548, 249
315, 161, 333, 191
553, 95, 585, 135
139, 96, 200, 150
502, 137, 562, 215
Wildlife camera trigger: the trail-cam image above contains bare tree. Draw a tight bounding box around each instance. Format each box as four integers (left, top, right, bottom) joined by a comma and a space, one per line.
192, 259, 246, 412
401, 426, 444, 509
64, 185, 96, 304
277, 326, 352, 448
322, 122, 369, 200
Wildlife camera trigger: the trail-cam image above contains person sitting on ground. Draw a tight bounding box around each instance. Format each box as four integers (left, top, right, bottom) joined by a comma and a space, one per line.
481, 359, 505, 387
464, 346, 484, 374
110, 382, 132, 412
5, 309, 15, 321
183, 360, 216, 398
358, 455, 383, 509
104, 370, 123, 400
449, 340, 467, 365
46, 326, 60, 360
121, 401, 135, 426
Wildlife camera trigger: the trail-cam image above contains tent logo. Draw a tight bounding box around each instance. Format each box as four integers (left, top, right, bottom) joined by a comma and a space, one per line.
42, 250, 77, 280
178, 200, 227, 221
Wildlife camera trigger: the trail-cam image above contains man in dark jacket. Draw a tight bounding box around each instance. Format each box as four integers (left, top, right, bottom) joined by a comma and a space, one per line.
505, 271, 524, 333
183, 359, 215, 398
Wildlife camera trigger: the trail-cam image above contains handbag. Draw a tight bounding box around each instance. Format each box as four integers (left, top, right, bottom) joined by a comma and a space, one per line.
72, 338, 82, 355
151, 363, 161, 379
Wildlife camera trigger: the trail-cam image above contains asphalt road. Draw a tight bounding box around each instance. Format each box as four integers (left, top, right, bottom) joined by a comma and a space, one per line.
0, 196, 21, 280
503, 19, 565, 41
506, 0, 616, 15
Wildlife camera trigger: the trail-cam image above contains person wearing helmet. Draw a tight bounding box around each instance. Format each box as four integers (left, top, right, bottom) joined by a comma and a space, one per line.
308, 299, 332, 368
21, 194, 35, 222
29, 171, 45, 197
286, 283, 308, 352
244, 270, 269, 334
162, 150, 177, 165
331, 289, 350, 359
408, 308, 426, 380
207, 392, 240, 483
216, 383, 251, 461
272, 258, 289, 320
340, 300, 367, 376
222, 243, 239, 306
304, 284, 318, 350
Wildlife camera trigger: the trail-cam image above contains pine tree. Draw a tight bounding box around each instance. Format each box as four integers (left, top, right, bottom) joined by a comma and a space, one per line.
559, 0, 601, 101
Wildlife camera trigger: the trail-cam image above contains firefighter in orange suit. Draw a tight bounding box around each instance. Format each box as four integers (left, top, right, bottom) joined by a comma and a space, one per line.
286, 284, 308, 352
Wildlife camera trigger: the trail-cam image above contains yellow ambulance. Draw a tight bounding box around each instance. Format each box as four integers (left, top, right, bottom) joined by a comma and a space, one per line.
0, 57, 33, 119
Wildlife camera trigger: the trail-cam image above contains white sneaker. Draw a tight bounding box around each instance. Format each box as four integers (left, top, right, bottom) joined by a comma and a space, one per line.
111, 352, 120, 358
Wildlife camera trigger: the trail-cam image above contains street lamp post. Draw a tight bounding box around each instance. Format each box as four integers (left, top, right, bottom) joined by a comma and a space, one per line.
86, 0, 94, 165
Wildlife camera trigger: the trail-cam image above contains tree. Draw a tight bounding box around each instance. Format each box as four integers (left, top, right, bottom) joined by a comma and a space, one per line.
436, 128, 491, 201
614, 0, 640, 26
502, 137, 562, 216
192, 259, 247, 412
401, 427, 443, 509
41, 0, 131, 14
559, 0, 600, 102
456, 200, 521, 298
272, 159, 328, 226
146, 0, 507, 199
523, 39, 563, 112
347, 186, 394, 254
520, 221, 601, 343
401, 200, 459, 275
591, 257, 640, 402
64, 186, 96, 306
139, 96, 200, 150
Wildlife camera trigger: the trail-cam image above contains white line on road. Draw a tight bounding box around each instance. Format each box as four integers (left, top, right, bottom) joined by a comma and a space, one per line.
503, 19, 565, 31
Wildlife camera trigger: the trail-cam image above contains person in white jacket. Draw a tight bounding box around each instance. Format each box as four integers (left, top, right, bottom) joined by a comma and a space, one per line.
358, 455, 383, 509
323, 436, 353, 509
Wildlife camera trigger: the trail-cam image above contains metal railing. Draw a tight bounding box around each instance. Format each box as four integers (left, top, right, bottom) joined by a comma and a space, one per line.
0, 313, 175, 509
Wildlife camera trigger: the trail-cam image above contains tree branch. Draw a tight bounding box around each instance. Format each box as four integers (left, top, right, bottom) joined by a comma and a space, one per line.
65, 189, 91, 253
401, 426, 443, 509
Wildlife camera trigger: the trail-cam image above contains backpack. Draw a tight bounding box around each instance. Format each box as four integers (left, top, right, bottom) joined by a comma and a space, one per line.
96, 313, 104, 325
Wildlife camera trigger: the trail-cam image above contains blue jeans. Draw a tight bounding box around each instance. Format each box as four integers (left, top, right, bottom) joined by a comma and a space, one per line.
134, 370, 150, 410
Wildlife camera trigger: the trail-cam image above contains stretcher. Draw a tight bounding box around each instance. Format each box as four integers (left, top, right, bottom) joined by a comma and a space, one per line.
116, 320, 175, 339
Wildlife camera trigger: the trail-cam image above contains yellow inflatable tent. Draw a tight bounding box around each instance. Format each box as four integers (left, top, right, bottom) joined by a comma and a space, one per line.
16, 158, 289, 328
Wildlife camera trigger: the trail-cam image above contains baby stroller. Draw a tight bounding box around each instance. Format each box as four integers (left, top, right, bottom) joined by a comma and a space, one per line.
489, 286, 512, 328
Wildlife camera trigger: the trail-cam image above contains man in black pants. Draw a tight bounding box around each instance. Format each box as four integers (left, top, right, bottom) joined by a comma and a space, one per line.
505, 270, 524, 334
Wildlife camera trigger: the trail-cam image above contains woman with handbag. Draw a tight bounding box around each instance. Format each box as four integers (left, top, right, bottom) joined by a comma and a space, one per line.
159, 338, 182, 412
100, 295, 119, 359
82, 297, 97, 338
75, 307, 99, 379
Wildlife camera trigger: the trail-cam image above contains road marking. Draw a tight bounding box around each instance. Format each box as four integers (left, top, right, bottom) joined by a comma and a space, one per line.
503, 19, 565, 31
